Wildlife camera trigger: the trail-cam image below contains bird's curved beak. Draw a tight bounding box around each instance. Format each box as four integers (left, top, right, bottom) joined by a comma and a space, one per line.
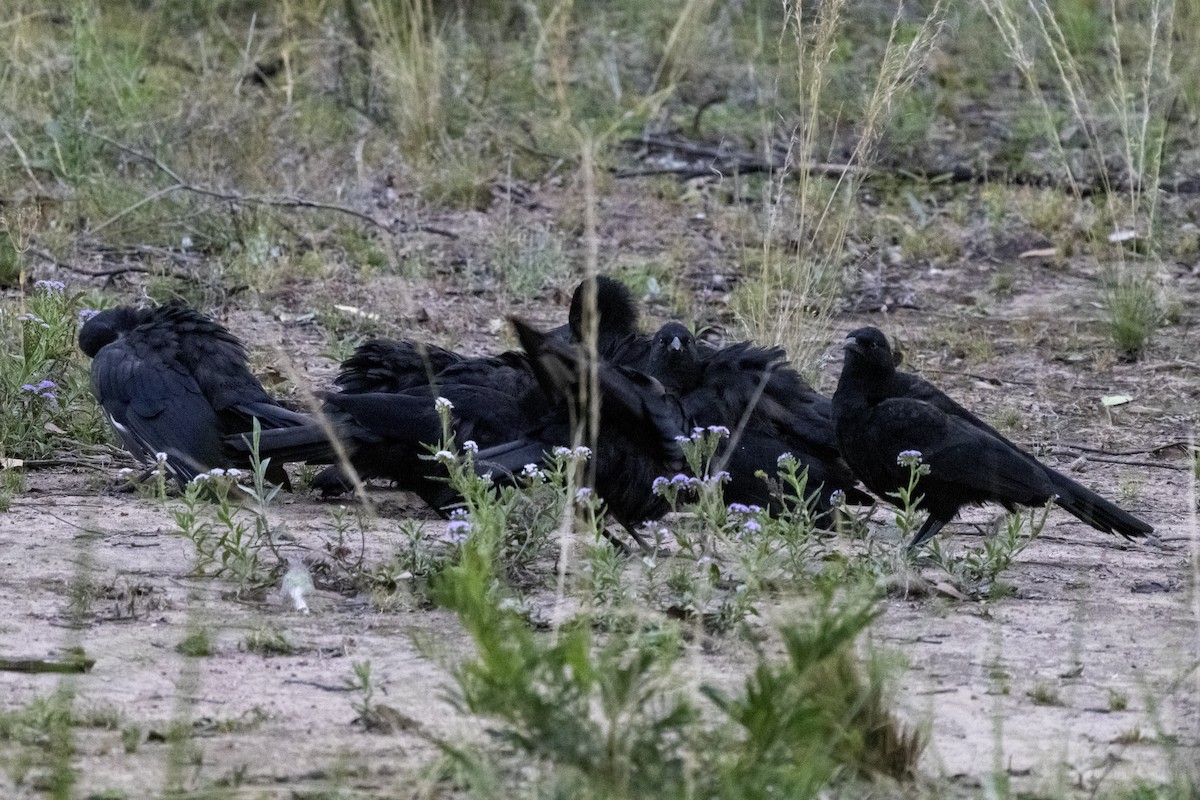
843, 336, 864, 354
670, 336, 682, 352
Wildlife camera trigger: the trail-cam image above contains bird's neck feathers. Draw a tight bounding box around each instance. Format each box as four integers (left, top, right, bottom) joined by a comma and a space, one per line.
836, 355, 895, 408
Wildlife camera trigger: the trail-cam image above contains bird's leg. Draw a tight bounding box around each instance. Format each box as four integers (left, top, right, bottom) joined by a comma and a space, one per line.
102, 466, 155, 495
908, 515, 946, 549
598, 527, 635, 556
619, 521, 659, 555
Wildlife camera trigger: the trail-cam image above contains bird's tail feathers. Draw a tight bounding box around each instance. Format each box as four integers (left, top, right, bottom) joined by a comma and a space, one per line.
1049, 472, 1153, 538
227, 424, 337, 465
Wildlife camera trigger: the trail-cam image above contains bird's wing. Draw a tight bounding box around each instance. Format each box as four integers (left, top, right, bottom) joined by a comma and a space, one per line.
91, 340, 224, 483
689, 344, 839, 454
894, 373, 1023, 450
336, 339, 465, 394
871, 398, 1054, 501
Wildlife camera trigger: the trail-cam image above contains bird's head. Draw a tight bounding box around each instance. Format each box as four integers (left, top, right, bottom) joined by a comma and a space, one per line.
647, 321, 698, 389
841, 327, 897, 377
78, 306, 147, 358
653, 322, 695, 357
568, 276, 639, 343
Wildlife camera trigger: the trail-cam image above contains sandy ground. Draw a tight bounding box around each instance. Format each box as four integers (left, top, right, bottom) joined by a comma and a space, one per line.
1, 321, 1196, 798
2, 168, 1198, 798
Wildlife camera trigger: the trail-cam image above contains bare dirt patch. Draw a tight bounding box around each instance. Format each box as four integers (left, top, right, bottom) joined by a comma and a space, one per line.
2, 267, 1197, 798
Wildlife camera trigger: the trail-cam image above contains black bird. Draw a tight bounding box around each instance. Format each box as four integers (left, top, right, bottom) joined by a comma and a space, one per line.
636, 321, 872, 516
564, 274, 641, 355
238, 319, 690, 536
334, 275, 640, 398
334, 338, 466, 395
833, 326, 1154, 547
79, 305, 309, 487
475, 318, 691, 534
311, 276, 640, 496
231, 382, 542, 512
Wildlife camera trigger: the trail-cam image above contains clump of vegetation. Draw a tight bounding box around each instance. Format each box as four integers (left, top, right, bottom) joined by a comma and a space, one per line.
739, 0, 948, 371
978, 0, 1178, 358
0, 275, 109, 464
926, 502, 1051, 599
1105, 268, 1162, 359
243, 627, 295, 657
175, 627, 214, 658
422, 414, 922, 798
437, 533, 922, 797
170, 424, 286, 593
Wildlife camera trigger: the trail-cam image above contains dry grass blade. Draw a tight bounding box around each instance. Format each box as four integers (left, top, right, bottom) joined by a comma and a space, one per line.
741, 0, 947, 376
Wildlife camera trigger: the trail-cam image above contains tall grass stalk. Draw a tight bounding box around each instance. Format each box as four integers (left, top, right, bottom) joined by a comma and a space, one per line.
743, 0, 946, 373
650, 0, 719, 94
368, 0, 445, 155
1189, 427, 1199, 788
979, 0, 1175, 356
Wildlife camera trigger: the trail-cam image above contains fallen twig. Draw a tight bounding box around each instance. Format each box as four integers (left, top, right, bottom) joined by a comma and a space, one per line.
0, 656, 95, 674
28, 246, 205, 285
1057, 441, 1192, 457
620, 133, 1200, 194
1048, 448, 1189, 471
82, 128, 457, 238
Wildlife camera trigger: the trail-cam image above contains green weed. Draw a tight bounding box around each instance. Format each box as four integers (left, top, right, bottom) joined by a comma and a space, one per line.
890, 450, 930, 543
1105, 267, 1162, 359
1027, 683, 1064, 707
438, 535, 920, 797
175, 628, 214, 658
0, 280, 110, 464
926, 501, 1050, 599
169, 422, 286, 592
243, 627, 295, 657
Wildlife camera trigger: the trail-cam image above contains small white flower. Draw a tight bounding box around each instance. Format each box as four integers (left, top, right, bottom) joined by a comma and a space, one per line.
776, 452, 795, 466
117, 468, 134, 476
207, 468, 226, 477
433, 449, 455, 464
225, 468, 244, 479
434, 397, 454, 412
462, 440, 478, 454
571, 446, 592, 461
155, 452, 169, 464
552, 446, 572, 458
707, 425, 730, 438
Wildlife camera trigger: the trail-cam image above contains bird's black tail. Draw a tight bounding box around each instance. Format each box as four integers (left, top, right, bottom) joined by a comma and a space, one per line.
474, 438, 553, 482
227, 424, 339, 465
1048, 471, 1153, 539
